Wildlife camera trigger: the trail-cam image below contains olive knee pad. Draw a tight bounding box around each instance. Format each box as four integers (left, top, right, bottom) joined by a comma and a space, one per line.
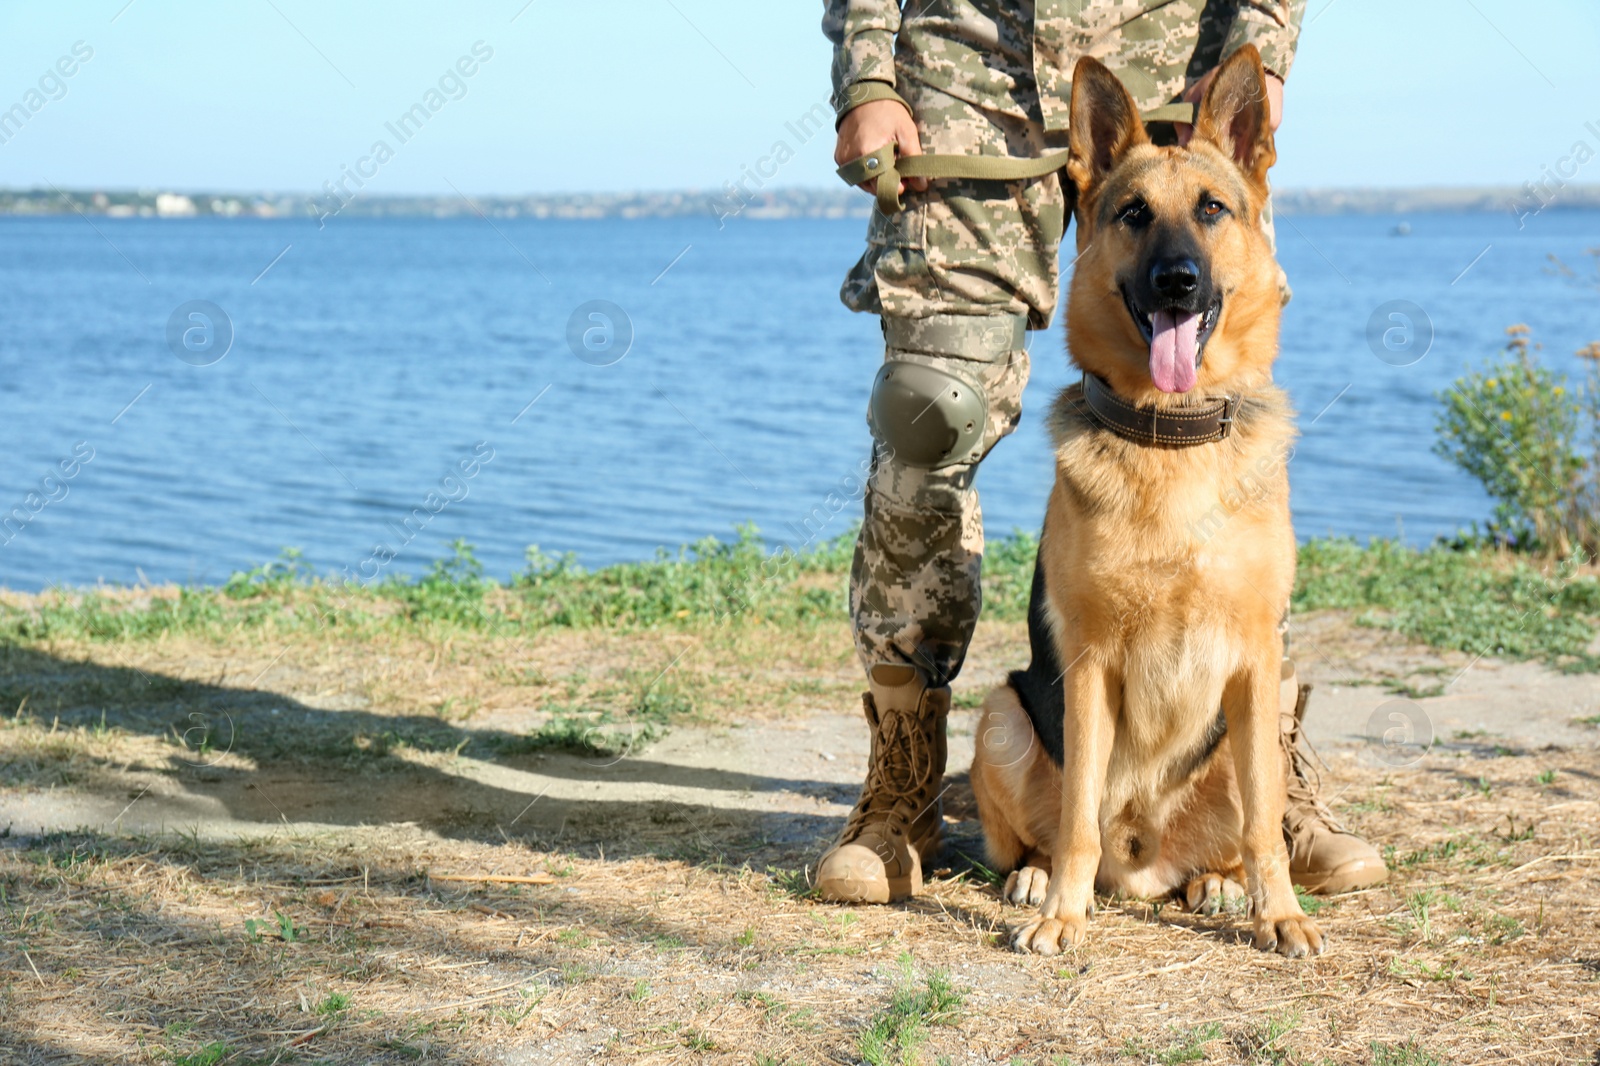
868, 313, 1026, 470
867, 360, 987, 469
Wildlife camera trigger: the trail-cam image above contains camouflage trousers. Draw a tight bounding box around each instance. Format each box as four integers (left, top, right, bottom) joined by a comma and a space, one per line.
844, 20, 1282, 684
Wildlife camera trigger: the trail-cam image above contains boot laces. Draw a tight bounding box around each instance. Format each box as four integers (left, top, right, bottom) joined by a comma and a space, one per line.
848, 704, 933, 830
1282, 710, 1347, 840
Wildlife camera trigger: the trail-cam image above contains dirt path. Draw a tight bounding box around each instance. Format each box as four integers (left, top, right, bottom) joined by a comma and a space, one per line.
3, 614, 1599, 1064
7, 611, 1596, 845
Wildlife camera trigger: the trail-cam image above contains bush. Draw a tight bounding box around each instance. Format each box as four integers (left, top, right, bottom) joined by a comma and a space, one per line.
1434, 325, 1599, 556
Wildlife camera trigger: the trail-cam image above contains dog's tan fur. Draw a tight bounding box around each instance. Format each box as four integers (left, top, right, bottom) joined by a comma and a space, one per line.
969, 47, 1323, 957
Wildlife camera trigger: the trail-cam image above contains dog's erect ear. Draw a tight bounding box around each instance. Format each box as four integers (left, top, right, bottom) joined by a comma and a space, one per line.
1067, 56, 1149, 194
1192, 45, 1276, 188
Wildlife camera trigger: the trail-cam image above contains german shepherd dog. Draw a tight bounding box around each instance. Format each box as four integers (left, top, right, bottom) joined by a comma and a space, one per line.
968, 46, 1324, 958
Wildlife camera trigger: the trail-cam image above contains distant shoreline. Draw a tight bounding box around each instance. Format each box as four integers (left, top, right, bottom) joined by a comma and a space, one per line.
3, 184, 1597, 222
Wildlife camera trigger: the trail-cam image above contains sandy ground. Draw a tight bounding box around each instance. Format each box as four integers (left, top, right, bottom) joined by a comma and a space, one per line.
3, 612, 1599, 1064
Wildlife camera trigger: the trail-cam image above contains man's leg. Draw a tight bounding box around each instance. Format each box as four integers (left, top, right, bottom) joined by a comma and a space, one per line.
817, 60, 1068, 902
1279, 638, 1388, 893
817, 316, 1031, 903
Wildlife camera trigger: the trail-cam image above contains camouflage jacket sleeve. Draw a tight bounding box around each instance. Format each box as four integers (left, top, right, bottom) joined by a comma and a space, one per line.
1222, 0, 1308, 80
822, 0, 909, 121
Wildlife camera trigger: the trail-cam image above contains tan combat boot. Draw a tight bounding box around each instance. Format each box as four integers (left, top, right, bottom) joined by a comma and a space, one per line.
1281, 662, 1389, 894
815, 664, 949, 903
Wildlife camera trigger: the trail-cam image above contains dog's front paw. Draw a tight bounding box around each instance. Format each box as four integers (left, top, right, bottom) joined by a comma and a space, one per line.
1003, 865, 1049, 907
1183, 873, 1247, 916
1252, 913, 1325, 958
1010, 912, 1088, 955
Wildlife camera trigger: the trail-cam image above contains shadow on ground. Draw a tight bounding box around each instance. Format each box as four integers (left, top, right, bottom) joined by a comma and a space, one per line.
0, 641, 989, 869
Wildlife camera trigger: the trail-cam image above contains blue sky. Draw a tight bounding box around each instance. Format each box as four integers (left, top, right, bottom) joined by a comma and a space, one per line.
0, 0, 1595, 195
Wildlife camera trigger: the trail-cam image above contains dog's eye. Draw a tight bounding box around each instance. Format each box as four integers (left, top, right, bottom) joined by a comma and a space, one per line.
1117, 200, 1151, 227
1200, 199, 1228, 220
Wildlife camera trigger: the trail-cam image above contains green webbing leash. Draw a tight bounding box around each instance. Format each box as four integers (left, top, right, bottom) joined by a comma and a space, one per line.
836, 102, 1197, 215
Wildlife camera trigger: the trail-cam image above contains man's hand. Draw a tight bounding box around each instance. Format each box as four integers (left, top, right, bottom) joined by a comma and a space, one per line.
1175, 68, 1284, 146
835, 98, 928, 195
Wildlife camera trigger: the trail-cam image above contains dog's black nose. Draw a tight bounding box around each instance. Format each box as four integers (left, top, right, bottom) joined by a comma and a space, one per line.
1150, 257, 1200, 300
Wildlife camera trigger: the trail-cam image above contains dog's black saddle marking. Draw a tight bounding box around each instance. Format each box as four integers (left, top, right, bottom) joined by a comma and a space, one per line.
1008, 547, 1227, 774
1009, 552, 1070, 766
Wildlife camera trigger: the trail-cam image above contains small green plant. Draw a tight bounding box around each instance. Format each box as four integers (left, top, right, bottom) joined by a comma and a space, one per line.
1231, 1011, 1299, 1065
1499, 813, 1536, 842
275, 910, 300, 943
556, 927, 592, 948
1371, 1038, 1445, 1066
316, 992, 351, 1016
1173, 1024, 1224, 1064
629, 979, 652, 1002
559, 962, 595, 986
171, 1044, 229, 1066
493, 669, 688, 757
739, 990, 785, 1012
681, 1028, 716, 1051
735, 926, 757, 947
1403, 889, 1439, 942
1123, 1021, 1223, 1064
1434, 325, 1599, 555
858, 956, 964, 1066
955, 851, 1005, 888
739, 989, 815, 1030
389, 539, 490, 623
223, 546, 315, 598
1389, 957, 1473, 982
766, 866, 815, 900
243, 912, 299, 943
1481, 911, 1524, 944
1294, 888, 1325, 915
815, 910, 858, 940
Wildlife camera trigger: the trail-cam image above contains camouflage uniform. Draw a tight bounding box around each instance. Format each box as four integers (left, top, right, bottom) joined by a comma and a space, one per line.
825, 0, 1306, 684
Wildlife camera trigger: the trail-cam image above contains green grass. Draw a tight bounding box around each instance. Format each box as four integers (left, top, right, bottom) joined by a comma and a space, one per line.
1388, 833, 1509, 873
1121, 1021, 1223, 1064
858, 957, 964, 1066
170, 1044, 229, 1066
1294, 888, 1325, 915
0, 528, 869, 646
485, 680, 688, 757
315, 992, 351, 1016
1370, 1039, 1445, 1066
1295, 537, 1600, 671
5, 528, 1597, 674
1230, 1011, 1299, 1065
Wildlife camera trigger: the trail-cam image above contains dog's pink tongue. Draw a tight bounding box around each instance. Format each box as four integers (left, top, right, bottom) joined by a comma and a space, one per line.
1149, 310, 1201, 393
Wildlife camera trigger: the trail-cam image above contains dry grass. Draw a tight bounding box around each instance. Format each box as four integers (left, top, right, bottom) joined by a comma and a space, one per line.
4, 744, 1598, 1064
3, 612, 1599, 1064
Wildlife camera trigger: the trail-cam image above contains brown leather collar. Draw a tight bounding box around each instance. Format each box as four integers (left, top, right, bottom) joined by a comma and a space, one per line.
1077, 372, 1241, 447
